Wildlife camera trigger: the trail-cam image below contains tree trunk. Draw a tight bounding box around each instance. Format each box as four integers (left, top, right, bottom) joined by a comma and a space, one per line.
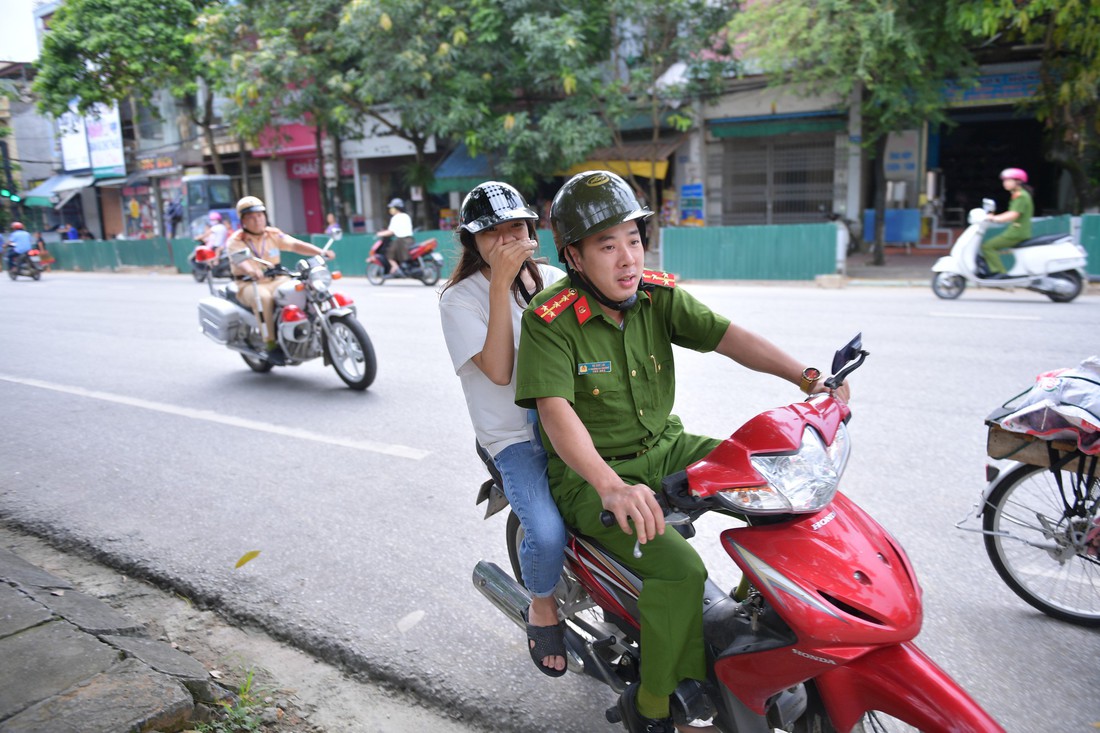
202, 87, 223, 175
332, 134, 345, 230
871, 134, 888, 266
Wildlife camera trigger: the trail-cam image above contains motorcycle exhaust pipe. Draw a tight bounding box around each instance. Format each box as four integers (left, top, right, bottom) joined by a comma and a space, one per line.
473, 561, 624, 684
472, 560, 528, 628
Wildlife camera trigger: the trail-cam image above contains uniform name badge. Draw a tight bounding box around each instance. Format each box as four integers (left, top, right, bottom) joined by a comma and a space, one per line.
577, 361, 612, 375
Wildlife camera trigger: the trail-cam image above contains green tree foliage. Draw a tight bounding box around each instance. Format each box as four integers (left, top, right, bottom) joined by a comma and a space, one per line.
729, 0, 975, 263
508, 0, 737, 223
32, 0, 229, 172
956, 0, 1100, 212
195, 0, 359, 220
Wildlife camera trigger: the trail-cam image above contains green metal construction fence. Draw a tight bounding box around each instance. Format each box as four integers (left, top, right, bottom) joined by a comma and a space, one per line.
35, 214, 1100, 280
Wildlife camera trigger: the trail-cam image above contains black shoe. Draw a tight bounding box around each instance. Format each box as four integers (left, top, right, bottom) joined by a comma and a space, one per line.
265, 346, 287, 366
614, 684, 675, 733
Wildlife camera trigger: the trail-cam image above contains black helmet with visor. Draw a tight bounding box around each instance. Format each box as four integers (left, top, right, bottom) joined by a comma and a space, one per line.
459, 181, 539, 234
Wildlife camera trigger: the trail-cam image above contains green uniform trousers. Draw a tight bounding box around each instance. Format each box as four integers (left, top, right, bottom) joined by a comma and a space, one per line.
980, 229, 1027, 274
548, 417, 719, 697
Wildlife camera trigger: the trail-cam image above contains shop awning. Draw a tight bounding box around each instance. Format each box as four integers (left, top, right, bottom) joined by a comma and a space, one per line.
94, 171, 147, 188
20, 173, 96, 208
428, 142, 492, 194
708, 110, 846, 139
563, 137, 687, 180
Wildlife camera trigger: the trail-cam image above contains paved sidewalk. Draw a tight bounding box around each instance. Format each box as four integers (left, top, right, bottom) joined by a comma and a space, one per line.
0, 544, 231, 733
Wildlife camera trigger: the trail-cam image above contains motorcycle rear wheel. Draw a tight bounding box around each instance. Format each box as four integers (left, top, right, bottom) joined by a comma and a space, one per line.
506, 512, 637, 680
31, 268, 41, 281
419, 262, 441, 286
366, 262, 386, 285
241, 354, 273, 373
982, 462, 1100, 626
930, 272, 965, 299
1044, 270, 1083, 303
325, 315, 377, 390
7, 268, 16, 280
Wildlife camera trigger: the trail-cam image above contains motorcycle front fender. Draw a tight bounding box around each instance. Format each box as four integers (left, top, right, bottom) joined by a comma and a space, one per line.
814, 642, 1003, 732
931, 255, 962, 274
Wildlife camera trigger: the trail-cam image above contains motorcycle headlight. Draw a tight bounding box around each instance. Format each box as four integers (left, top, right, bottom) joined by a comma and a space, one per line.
309, 266, 333, 292
717, 424, 850, 514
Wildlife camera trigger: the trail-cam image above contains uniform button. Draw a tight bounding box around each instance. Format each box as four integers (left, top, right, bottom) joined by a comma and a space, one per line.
639, 409, 644, 416
593, 388, 600, 396
631, 370, 637, 377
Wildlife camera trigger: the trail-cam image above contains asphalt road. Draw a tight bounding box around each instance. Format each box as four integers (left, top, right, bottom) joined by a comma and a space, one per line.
1, 270, 1097, 732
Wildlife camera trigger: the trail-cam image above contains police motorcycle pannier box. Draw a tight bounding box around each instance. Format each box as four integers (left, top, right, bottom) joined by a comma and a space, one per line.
198, 296, 246, 344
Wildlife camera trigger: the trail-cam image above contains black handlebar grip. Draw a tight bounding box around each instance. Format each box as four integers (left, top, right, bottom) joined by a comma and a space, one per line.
600, 510, 615, 527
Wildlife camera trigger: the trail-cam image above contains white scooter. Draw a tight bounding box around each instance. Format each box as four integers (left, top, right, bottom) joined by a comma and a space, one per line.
931, 199, 1088, 302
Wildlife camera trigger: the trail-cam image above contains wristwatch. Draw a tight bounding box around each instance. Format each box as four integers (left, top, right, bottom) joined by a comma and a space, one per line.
799, 366, 822, 394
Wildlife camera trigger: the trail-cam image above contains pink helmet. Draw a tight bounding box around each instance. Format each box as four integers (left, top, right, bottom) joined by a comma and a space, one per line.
1000, 167, 1028, 183
209, 211, 223, 223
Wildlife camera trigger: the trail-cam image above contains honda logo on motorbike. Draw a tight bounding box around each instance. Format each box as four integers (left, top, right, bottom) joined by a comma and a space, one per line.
811, 511, 837, 531
792, 648, 837, 666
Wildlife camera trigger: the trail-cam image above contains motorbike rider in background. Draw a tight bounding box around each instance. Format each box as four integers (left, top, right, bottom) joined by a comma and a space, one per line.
226, 196, 334, 365
515, 170, 849, 733
4, 222, 33, 272
980, 167, 1033, 279
439, 182, 569, 677
204, 211, 229, 252
376, 197, 414, 275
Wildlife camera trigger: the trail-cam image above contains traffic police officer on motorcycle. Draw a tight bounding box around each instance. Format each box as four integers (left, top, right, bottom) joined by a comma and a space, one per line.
515, 170, 848, 733
226, 196, 334, 364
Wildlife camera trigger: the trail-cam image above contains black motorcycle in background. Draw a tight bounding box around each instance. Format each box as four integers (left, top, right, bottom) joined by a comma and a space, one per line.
3, 244, 44, 281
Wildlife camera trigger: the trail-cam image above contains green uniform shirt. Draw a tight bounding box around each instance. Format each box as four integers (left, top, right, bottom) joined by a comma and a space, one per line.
1008, 189, 1033, 239
515, 276, 730, 459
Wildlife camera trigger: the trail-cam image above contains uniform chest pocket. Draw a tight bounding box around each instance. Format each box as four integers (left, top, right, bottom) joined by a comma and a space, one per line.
573, 374, 623, 431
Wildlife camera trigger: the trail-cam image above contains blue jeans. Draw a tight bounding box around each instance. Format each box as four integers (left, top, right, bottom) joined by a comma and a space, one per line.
492, 422, 567, 598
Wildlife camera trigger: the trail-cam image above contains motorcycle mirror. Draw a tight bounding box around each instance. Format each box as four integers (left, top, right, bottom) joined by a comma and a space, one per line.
229, 248, 252, 265
982, 198, 996, 213
332, 228, 343, 241
831, 333, 863, 374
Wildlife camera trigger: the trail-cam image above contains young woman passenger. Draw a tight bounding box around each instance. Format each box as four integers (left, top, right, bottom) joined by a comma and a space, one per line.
439, 182, 569, 676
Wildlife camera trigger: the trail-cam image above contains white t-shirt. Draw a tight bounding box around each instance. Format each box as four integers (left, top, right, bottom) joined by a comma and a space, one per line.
207, 223, 229, 249
388, 211, 413, 238
440, 263, 566, 456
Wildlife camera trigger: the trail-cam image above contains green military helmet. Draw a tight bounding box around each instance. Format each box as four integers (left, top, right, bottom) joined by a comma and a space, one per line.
550, 170, 652, 259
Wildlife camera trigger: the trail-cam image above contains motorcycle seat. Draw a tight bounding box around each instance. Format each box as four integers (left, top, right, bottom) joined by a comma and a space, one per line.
1013, 233, 1068, 249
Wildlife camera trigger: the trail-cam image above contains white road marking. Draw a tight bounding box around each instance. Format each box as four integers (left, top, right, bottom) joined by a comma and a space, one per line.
929, 312, 1042, 322
0, 374, 429, 460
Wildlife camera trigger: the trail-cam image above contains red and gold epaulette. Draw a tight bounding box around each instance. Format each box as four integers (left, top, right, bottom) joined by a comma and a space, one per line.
536, 287, 593, 325
641, 270, 676, 288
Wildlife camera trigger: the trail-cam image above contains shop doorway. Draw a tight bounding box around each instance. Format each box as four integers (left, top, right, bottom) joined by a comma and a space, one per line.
934, 111, 1052, 220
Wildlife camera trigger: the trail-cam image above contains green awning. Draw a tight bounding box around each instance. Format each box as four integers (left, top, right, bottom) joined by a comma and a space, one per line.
22, 196, 54, 208
710, 113, 846, 139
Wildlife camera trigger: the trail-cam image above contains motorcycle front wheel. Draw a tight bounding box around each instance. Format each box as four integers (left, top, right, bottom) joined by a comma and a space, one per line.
931, 272, 965, 300
366, 262, 386, 285
983, 462, 1100, 626
419, 261, 441, 286
191, 266, 207, 283
325, 315, 376, 390
241, 354, 273, 373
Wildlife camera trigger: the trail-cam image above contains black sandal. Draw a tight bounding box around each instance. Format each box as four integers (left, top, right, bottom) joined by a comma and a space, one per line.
523, 606, 567, 678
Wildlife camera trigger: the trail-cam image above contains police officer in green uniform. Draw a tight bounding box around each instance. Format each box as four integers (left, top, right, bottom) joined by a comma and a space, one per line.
979, 167, 1034, 279
515, 170, 850, 733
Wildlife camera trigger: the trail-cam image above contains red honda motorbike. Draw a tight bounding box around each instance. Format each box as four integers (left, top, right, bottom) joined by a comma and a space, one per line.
365, 235, 443, 286
473, 335, 1002, 732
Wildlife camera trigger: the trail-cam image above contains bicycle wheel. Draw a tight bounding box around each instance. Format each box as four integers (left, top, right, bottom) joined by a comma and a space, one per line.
983, 462, 1100, 626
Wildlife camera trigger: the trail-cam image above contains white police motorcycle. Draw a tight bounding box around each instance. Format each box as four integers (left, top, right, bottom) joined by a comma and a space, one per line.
931, 199, 1088, 302
197, 233, 377, 390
